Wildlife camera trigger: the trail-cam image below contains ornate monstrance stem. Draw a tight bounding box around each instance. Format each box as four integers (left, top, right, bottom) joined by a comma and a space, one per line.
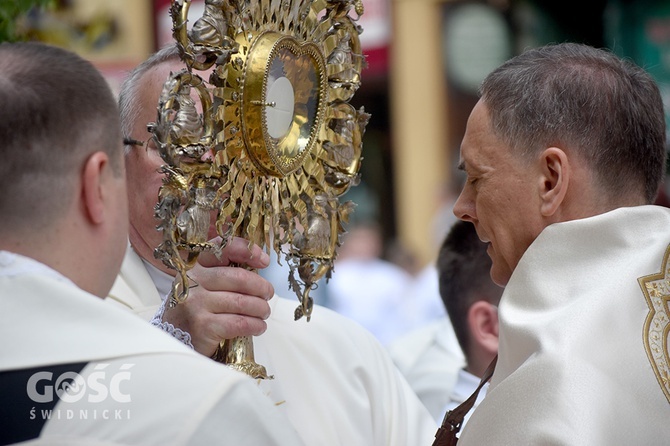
213, 334, 269, 379
153, 0, 369, 378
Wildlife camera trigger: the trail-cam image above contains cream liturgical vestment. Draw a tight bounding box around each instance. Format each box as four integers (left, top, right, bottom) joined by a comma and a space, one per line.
0, 252, 304, 446
107, 248, 438, 446
387, 318, 465, 422
458, 206, 670, 445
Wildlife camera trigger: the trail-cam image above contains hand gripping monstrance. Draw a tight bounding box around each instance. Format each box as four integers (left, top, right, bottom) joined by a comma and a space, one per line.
151, 0, 369, 378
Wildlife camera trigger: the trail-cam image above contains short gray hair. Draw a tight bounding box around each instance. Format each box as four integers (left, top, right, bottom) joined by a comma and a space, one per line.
118, 44, 182, 153
481, 42, 666, 204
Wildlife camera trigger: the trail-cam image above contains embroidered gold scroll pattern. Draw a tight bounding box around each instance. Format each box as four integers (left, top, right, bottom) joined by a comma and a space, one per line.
638, 244, 670, 404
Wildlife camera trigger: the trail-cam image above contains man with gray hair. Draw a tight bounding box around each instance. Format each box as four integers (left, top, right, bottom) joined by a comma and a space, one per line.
108, 44, 437, 446
0, 41, 303, 445
453, 42, 670, 444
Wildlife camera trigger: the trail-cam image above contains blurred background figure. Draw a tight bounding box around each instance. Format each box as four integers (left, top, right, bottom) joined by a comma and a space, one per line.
388, 220, 502, 423
326, 222, 417, 345
389, 173, 467, 335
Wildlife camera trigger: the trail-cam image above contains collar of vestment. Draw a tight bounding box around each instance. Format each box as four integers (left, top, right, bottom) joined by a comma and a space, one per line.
494, 205, 670, 398
107, 244, 163, 312
0, 252, 195, 372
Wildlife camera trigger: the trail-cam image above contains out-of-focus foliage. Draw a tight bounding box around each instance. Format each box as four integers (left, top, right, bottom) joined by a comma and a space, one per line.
0, 0, 54, 42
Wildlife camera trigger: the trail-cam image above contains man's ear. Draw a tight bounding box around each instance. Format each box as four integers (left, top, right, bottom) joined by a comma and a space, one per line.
538, 147, 570, 217
82, 152, 110, 225
467, 300, 499, 356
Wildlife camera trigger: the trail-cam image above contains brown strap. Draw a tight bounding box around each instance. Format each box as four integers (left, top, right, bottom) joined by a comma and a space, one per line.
432, 355, 497, 446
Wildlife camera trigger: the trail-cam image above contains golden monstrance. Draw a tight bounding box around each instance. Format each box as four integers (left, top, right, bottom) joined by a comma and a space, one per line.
151, 0, 369, 378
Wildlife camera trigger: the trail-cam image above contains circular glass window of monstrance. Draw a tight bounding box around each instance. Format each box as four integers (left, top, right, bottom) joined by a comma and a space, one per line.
243, 32, 327, 177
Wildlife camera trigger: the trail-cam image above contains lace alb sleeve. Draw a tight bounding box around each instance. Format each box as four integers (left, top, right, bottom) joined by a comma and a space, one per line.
150, 298, 194, 349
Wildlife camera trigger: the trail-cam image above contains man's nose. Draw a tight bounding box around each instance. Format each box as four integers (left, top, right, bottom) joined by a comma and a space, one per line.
453, 190, 475, 223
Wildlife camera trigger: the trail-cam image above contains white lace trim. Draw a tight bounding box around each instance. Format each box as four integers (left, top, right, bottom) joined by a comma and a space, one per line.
150, 296, 194, 349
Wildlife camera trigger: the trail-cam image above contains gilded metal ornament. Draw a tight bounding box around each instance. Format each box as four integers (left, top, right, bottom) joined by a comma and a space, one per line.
638, 244, 670, 404
152, 0, 369, 378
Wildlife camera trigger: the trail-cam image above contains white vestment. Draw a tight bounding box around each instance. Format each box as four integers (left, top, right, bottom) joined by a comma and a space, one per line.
459, 206, 670, 445
387, 318, 465, 422
0, 252, 304, 446
326, 257, 415, 345
107, 248, 438, 446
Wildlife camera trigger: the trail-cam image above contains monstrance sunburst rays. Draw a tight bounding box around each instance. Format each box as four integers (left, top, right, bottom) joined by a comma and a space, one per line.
151, 0, 369, 378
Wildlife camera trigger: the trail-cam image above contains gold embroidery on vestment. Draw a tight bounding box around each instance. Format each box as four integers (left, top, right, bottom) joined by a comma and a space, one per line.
638, 244, 670, 404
